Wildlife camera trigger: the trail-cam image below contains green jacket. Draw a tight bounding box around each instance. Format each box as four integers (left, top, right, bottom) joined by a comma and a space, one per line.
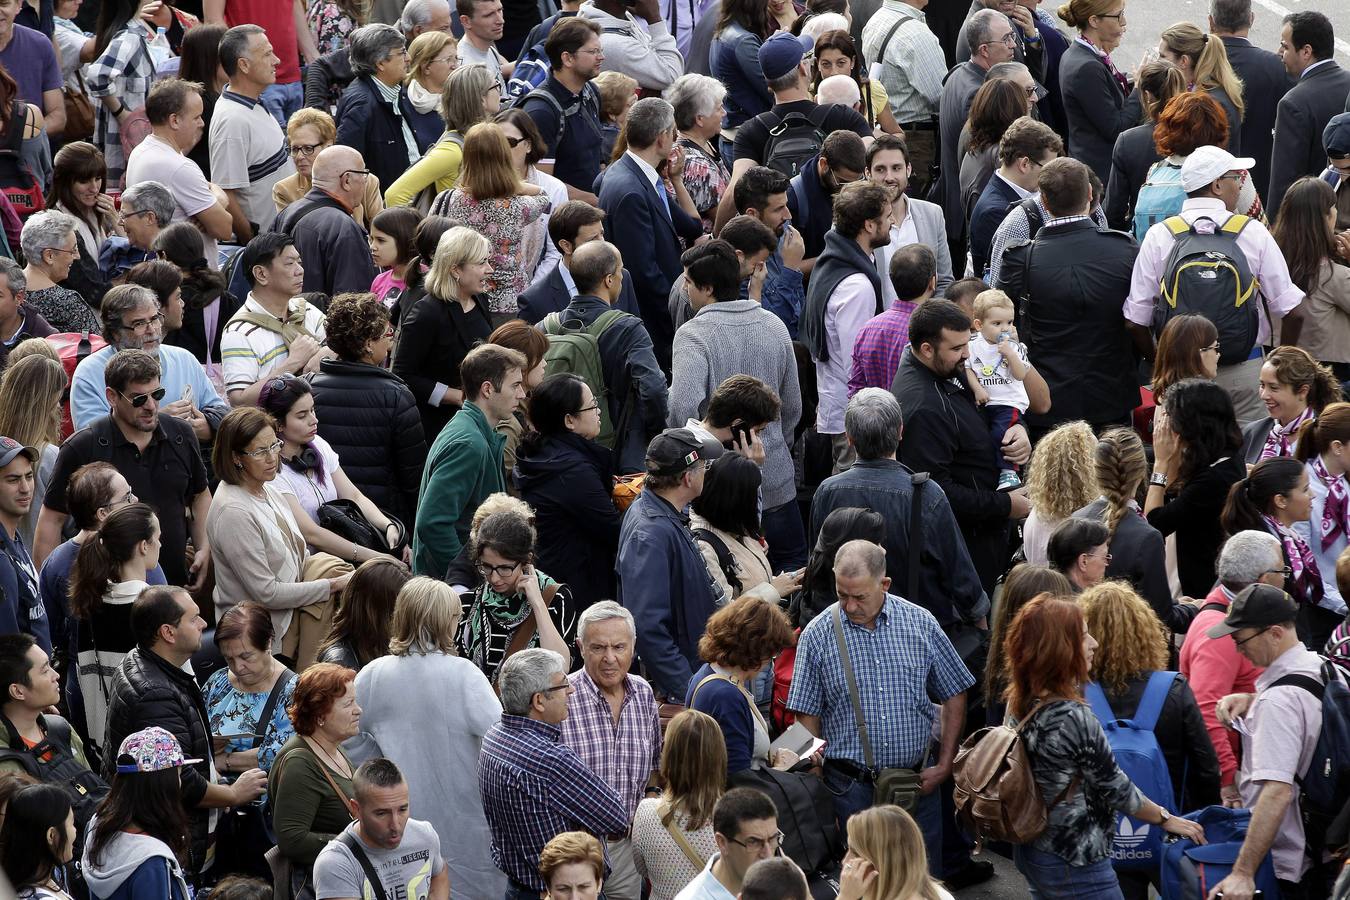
0, 713, 90, 776
412, 400, 506, 577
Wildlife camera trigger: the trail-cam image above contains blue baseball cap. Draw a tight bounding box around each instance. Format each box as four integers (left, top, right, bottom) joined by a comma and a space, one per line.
0, 436, 36, 469
759, 32, 815, 81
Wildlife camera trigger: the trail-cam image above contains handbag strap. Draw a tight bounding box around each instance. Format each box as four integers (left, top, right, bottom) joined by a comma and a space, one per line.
337, 831, 390, 900
278, 742, 354, 817
831, 606, 875, 771
253, 669, 297, 750
908, 474, 928, 605
690, 671, 769, 738
493, 582, 560, 688
658, 801, 706, 870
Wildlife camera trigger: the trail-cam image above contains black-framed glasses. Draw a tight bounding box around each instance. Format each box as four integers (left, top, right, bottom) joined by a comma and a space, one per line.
117, 208, 153, 225
1266, 565, 1293, 579
1233, 626, 1270, 648
118, 387, 166, 408
1202, 342, 1222, 354
505, 135, 528, 148
727, 830, 785, 852
289, 142, 323, 158
121, 311, 164, 332
574, 403, 600, 415
1095, 10, 1125, 21
538, 682, 570, 696
476, 561, 522, 579
341, 168, 372, 180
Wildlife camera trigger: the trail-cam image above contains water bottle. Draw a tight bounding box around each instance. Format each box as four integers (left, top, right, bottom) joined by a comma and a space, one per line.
147, 26, 172, 69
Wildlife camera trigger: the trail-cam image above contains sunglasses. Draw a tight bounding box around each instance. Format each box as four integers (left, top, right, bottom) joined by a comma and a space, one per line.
505, 135, 528, 148
118, 387, 166, 408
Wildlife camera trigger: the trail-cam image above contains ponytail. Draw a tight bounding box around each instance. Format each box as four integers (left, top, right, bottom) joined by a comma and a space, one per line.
1220, 457, 1303, 537
1297, 401, 1350, 462
1194, 31, 1246, 118
68, 503, 159, 621
1307, 365, 1343, 415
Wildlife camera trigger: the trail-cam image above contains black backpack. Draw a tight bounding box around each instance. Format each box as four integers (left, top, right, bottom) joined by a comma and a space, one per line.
761, 107, 829, 178
0, 713, 108, 847
1152, 214, 1262, 366
517, 81, 602, 154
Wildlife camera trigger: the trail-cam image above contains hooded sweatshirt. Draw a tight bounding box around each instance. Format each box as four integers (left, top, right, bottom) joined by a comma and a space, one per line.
81, 823, 190, 900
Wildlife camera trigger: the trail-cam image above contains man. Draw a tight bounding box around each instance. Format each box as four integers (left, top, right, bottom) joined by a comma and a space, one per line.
861, 0, 945, 197
786, 540, 974, 868
559, 603, 662, 900
457, 0, 511, 94
723, 168, 806, 335
969, 116, 1061, 280
995, 157, 1138, 440
1209, 0, 1291, 195
126, 79, 234, 267
867, 135, 954, 300
0, 0, 63, 138
580, 0, 684, 93
679, 373, 781, 470
1325, 114, 1350, 232
35, 351, 211, 588
546, 241, 667, 474
668, 217, 778, 329
522, 18, 606, 204
97, 182, 170, 284
849, 245, 934, 396
313, 758, 451, 900
413, 344, 526, 576
788, 130, 866, 262
205, 0, 317, 127
1208, 584, 1336, 899
0, 438, 44, 651
518, 200, 640, 324
1125, 146, 1306, 425
1268, 10, 1350, 217
597, 97, 703, 372
480, 648, 628, 900
273, 146, 379, 296
815, 74, 862, 112
954, 0, 1045, 78
219, 233, 329, 407
0, 634, 94, 783
739, 858, 809, 900
892, 300, 1032, 593
800, 181, 894, 474
675, 788, 781, 900
103, 586, 267, 875
210, 25, 298, 241
0, 258, 52, 353
71, 284, 228, 436
398, 0, 456, 41
1180, 530, 1286, 810
931, 8, 1015, 271
616, 428, 722, 700
668, 232, 804, 569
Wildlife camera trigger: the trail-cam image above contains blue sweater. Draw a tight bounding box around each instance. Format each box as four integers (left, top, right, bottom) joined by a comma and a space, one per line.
686, 663, 757, 773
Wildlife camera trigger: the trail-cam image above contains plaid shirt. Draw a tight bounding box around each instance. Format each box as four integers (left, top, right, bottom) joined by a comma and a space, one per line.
479, 714, 629, 891
786, 595, 975, 770
987, 197, 1108, 284
85, 19, 155, 185
559, 670, 663, 819
848, 300, 919, 397
860, 0, 946, 123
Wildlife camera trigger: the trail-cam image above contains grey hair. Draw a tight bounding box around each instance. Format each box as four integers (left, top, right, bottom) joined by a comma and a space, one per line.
0, 257, 25, 296
350, 24, 408, 77
1217, 530, 1283, 591
1210, 0, 1252, 33
816, 74, 860, 108
664, 74, 726, 132
968, 8, 1006, 53
987, 61, 1030, 81
833, 539, 886, 580
398, 0, 451, 39
121, 181, 175, 228
625, 98, 676, 151
20, 210, 77, 266
498, 648, 567, 716
844, 388, 903, 461
577, 600, 636, 646
101, 284, 159, 343
798, 12, 849, 42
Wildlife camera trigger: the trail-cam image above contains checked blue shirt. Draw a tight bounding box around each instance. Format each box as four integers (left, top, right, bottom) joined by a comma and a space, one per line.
786, 594, 974, 770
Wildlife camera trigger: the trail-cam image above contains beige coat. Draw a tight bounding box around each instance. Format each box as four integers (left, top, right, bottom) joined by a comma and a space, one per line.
689, 512, 781, 605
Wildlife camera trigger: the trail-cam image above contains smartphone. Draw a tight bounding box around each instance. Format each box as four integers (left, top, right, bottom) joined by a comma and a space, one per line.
731, 422, 754, 447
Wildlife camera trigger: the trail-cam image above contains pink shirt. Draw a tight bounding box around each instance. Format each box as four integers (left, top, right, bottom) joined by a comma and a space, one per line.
1124, 198, 1305, 347
816, 273, 878, 435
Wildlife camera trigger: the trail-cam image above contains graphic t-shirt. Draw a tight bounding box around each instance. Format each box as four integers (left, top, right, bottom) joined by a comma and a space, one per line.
314, 818, 444, 900
965, 331, 1030, 412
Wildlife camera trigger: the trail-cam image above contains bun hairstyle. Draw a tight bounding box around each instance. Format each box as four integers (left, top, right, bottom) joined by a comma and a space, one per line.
1058, 0, 1116, 30
1220, 456, 1304, 536
1297, 401, 1350, 463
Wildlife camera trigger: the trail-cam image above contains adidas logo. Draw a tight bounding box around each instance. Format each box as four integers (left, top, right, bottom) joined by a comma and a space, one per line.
1116, 817, 1150, 847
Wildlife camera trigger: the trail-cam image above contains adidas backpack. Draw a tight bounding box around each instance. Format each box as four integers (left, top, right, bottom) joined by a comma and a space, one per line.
1153, 214, 1261, 366
541, 309, 626, 449
1132, 160, 1185, 241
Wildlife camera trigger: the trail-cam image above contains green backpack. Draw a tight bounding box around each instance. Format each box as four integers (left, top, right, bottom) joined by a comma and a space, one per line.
541, 309, 626, 448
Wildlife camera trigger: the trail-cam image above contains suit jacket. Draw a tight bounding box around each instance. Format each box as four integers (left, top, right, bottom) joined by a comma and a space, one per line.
968, 172, 1022, 279
1268, 61, 1350, 216
517, 263, 641, 325
932, 60, 988, 241
1104, 122, 1160, 231
1058, 39, 1143, 185
1220, 35, 1291, 196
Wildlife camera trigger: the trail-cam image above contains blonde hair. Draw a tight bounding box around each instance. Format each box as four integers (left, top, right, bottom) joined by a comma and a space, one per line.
286, 107, 337, 146
1160, 22, 1246, 118
660, 709, 726, 831
1094, 428, 1148, 536
440, 63, 497, 134
406, 30, 456, 87
1079, 581, 1169, 695
0, 355, 67, 453
389, 576, 462, 656
5, 337, 59, 366
425, 225, 491, 300
593, 70, 638, 123
459, 122, 523, 200
470, 492, 535, 539
972, 289, 1014, 322
1024, 421, 1099, 523
846, 806, 945, 900
1057, 0, 1118, 30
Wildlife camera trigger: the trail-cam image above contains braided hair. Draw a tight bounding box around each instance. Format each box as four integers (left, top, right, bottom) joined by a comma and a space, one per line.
1095, 428, 1148, 537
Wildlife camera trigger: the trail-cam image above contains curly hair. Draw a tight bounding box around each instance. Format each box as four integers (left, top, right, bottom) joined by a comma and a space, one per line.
1024, 421, 1099, 522
697, 595, 795, 671
287, 663, 355, 735
1263, 345, 1342, 417
984, 564, 1073, 701
1095, 428, 1148, 537
1079, 581, 1168, 695
323, 292, 391, 362
1152, 91, 1229, 158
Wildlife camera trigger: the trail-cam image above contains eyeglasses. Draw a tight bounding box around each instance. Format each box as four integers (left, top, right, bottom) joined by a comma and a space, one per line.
982, 32, 1017, 48
505, 135, 528, 148
1266, 565, 1293, 579
341, 169, 372, 180
289, 142, 323, 158
572, 46, 603, 56
727, 830, 785, 853
46, 245, 79, 257
117, 209, 153, 225
100, 489, 135, 509
1096, 10, 1125, 21
240, 440, 284, 459
120, 311, 164, 333
1233, 626, 1269, 648
1090, 552, 1113, 563
1202, 342, 1222, 354
117, 386, 166, 408
575, 404, 600, 415
476, 561, 522, 579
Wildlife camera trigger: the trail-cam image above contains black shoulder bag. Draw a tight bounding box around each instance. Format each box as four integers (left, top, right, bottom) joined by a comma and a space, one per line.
337, 831, 390, 900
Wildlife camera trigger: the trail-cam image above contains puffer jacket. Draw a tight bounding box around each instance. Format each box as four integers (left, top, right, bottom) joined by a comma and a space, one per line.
309, 358, 427, 527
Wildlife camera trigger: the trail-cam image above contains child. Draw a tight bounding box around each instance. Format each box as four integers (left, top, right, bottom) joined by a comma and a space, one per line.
368, 207, 423, 310
965, 289, 1030, 491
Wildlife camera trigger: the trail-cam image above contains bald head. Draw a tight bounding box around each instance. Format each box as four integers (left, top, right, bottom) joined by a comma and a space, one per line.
817, 74, 861, 109
311, 146, 366, 201
833, 539, 886, 580
570, 240, 622, 296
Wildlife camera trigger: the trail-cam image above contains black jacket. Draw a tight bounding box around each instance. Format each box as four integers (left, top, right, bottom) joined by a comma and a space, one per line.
273, 189, 378, 297
968, 173, 1021, 279
995, 218, 1139, 429
1269, 61, 1350, 216
1104, 122, 1160, 231
304, 47, 353, 112
1058, 40, 1143, 184
334, 75, 435, 193
517, 263, 641, 325
931, 60, 987, 241
1074, 498, 1197, 633
309, 358, 427, 527
1219, 35, 1291, 195
163, 281, 243, 369
801, 229, 883, 364
1146, 454, 1247, 598
390, 291, 494, 445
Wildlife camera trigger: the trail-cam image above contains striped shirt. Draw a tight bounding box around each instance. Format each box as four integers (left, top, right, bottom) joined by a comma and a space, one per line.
220, 295, 327, 394
860, 1, 945, 123
848, 299, 919, 397
559, 670, 663, 820
208, 88, 296, 233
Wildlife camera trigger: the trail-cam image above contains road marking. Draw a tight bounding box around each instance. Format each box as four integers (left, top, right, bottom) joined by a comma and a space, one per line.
1249, 0, 1350, 60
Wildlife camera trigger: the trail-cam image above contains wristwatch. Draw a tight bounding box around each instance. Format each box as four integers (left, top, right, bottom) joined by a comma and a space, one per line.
1157, 808, 1172, 826
1149, 471, 1168, 488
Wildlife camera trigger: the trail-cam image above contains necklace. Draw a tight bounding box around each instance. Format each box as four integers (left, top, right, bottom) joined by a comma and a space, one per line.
305, 733, 350, 777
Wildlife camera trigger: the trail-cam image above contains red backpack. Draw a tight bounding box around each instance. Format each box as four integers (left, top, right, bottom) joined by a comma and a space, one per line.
0, 101, 44, 218
48, 331, 108, 438
771, 633, 800, 733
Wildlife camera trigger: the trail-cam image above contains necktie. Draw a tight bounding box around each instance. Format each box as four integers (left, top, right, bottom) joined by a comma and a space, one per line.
655, 177, 672, 220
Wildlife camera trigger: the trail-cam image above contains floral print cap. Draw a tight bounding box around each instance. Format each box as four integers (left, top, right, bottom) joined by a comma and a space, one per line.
115, 726, 204, 774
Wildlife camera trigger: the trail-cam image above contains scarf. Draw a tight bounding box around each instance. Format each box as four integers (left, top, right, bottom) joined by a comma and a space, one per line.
799, 229, 884, 363
1313, 455, 1350, 551
406, 77, 440, 114
1261, 406, 1314, 460
370, 76, 420, 165
1263, 513, 1324, 606
1076, 35, 1130, 98
461, 569, 559, 676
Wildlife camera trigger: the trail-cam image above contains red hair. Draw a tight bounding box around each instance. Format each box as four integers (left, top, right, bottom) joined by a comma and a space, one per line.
1002, 595, 1087, 719
287, 662, 355, 735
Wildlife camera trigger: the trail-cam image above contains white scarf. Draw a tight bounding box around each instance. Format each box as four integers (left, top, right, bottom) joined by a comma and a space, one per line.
406, 77, 440, 115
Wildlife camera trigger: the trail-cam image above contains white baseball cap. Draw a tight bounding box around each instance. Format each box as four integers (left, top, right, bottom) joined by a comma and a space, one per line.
1180, 145, 1256, 192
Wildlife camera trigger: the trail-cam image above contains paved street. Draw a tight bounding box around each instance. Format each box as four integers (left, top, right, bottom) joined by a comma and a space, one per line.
951, 849, 1026, 899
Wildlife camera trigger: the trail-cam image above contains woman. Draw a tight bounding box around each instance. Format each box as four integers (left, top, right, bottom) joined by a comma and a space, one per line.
667, 74, 730, 234
631, 709, 725, 900
812, 30, 899, 135
1104, 59, 1186, 230
384, 64, 501, 209
317, 557, 411, 670
85, 0, 156, 185
82, 727, 194, 900
513, 373, 621, 609
1003, 596, 1204, 898
258, 373, 405, 564
0, 784, 77, 900
837, 805, 952, 900
1151, 314, 1221, 407
959, 78, 1027, 224
455, 502, 576, 682
1056, 0, 1143, 184
309, 292, 426, 525
1158, 22, 1245, 152
430, 122, 549, 321
1045, 517, 1112, 592
154, 221, 243, 393
486, 317, 549, 478
1295, 402, 1350, 629
710, 0, 772, 156
1240, 345, 1342, 464
19, 210, 100, 334
391, 215, 456, 329
307, 0, 366, 57
540, 832, 605, 900
369, 207, 422, 308
268, 664, 360, 882
1273, 177, 1350, 378
274, 109, 384, 229
352, 576, 505, 898
494, 108, 567, 285
48, 142, 114, 306
1147, 378, 1247, 598
789, 506, 884, 628
691, 452, 803, 604
390, 225, 495, 442
983, 564, 1073, 725
595, 71, 638, 165
687, 596, 798, 775
0, 355, 66, 546
1022, 421, 1099, 566
335, 24, 436, 193
176, 23, 226, 181
206, 408, 350, 669
404, 30, 458, 138
69, 503, 160, 764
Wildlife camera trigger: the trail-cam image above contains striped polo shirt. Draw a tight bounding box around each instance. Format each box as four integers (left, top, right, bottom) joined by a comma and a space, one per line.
208, 88, 296, 233
220, 295, 327, 395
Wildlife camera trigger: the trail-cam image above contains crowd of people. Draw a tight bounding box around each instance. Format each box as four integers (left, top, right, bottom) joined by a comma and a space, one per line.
0, 0, 1348, 897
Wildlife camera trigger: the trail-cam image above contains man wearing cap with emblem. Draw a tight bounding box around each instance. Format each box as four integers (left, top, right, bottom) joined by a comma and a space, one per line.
0, 436, 48, 654
1124, 145, 1307, 425
1208, 583, 1336, 900
1321, 113, 1350, 234
615, 427, 723, 700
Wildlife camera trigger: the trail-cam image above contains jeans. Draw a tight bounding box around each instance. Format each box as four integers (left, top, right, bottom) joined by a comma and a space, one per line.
260, 80, 304, 129
981, 403, 1017, 471
822, 763, 942, 875
1013, 845, 1124, 900
761, 499, 808, 571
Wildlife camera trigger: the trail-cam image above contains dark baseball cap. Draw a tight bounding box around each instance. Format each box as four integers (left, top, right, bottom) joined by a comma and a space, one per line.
1326, 112, 1350, 159
645, 427, 723, 477
1206, 583, 1300, 638
0, 436, 37, 469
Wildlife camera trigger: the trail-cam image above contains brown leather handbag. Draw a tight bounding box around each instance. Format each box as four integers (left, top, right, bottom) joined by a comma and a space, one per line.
63, 73, 95, 142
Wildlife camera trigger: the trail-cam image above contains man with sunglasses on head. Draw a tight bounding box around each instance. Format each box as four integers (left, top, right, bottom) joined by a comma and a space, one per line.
273, 145, 379, 297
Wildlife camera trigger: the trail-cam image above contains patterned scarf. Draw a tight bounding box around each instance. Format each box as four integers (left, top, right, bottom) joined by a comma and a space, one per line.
1263, 514, 1325, 606
1313, 456, 1350, 551
460, 568, 558, 674
1076, 36, 1130, 97
1261, 406, 1315, 460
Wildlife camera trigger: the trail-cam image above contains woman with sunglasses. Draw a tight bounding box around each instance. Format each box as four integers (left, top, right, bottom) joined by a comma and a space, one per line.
273, 109, 384, 229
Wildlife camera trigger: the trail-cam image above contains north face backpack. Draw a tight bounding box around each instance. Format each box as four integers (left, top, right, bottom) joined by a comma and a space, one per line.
541, 309, 626, 448
1132, 160, 1185, 241
1269, 658, 1350, 858
1153, 214, 1261, 366
0, 713, 108, 849
761, 108, 829, 178
1084, 671, 1177, 871
1160, 806, 1280, 900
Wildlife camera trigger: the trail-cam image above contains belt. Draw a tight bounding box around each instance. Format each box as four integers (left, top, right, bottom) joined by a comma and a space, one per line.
825, 758, 875, 782
899, 120, 939, 132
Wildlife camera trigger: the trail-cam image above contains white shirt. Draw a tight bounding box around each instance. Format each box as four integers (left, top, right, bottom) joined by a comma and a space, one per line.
220, 294, 327, 394
816, 272, 877, 434
966, 331, 1030, 412
875, 203, 920, 306
626, 149, 662, 191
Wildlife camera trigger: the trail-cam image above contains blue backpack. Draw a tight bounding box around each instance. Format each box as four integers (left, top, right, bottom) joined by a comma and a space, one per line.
1132, 159, 1185, 241
1084, 671, 1176, 871
1160, 806, 1280, 900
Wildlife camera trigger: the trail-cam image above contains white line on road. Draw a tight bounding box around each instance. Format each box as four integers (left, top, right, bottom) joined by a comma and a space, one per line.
1248, 0, 1350, 60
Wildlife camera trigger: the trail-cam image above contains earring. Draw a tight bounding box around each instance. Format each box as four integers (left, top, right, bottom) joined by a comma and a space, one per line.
234, 462, 243, 469
318, 719, 325, 727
